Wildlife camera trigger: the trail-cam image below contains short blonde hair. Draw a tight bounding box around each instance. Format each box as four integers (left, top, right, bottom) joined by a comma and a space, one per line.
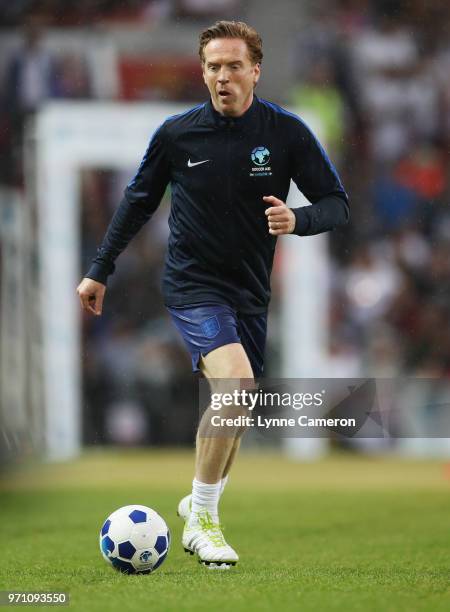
199, 20, 263, 65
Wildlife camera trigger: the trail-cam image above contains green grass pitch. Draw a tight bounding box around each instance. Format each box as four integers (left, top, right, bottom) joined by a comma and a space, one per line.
1, 450, 449, 611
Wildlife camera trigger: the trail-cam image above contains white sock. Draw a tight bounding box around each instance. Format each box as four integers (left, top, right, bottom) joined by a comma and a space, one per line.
220, 475, 229, 497
190, 478, 220, 523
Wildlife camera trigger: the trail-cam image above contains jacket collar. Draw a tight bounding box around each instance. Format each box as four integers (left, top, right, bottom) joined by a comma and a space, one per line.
202, 94, 259, 129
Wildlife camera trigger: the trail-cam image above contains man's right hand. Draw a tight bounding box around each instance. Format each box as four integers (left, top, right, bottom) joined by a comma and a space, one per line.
76, 278, 106, 316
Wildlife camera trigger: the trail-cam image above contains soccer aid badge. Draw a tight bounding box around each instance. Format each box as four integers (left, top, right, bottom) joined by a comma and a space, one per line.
250, 147, 272, 177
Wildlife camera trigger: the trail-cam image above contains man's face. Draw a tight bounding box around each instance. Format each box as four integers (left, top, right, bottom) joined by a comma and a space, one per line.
202, 38, 260, 117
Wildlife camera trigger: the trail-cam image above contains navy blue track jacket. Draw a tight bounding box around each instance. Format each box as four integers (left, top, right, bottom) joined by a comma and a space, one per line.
86, 96, 349, 314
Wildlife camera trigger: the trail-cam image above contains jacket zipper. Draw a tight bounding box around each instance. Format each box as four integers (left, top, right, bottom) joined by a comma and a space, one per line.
226, 121, 237, 269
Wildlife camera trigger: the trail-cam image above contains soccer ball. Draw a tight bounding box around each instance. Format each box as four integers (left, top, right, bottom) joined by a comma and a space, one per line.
99, 504, 170, 574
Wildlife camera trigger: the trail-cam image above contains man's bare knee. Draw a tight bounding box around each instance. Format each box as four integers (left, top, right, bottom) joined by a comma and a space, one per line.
201, 343, 253, 376
200, 343, 255, 396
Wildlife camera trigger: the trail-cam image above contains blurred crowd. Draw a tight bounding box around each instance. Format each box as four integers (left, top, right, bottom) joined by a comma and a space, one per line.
0, 0, 241, 27
1, 0, 449, 445
290, 0, 450, 378
80, 169, 199, 445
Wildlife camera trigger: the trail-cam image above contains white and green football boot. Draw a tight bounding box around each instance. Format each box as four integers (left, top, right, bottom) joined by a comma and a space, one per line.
177, 494, 192, 522
178, 501, 238, 569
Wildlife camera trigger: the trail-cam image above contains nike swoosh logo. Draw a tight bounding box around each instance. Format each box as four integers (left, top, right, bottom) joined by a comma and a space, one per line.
187, 159, 210, 167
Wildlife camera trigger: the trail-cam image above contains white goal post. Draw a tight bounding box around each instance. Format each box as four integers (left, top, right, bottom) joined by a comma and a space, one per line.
32, 102, 328, 461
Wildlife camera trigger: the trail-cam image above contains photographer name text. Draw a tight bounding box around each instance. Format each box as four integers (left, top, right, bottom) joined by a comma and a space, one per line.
210, 415, 356, 428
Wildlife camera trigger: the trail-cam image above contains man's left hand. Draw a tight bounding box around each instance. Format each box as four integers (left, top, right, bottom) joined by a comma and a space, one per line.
263, 195, 296, 235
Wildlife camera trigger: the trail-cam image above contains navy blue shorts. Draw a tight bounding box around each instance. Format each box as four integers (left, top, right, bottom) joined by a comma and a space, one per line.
167, 303, 267, 378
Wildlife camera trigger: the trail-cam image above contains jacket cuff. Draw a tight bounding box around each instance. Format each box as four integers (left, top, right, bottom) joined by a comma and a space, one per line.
292, 207, 309, 235
85, 261, 113, 285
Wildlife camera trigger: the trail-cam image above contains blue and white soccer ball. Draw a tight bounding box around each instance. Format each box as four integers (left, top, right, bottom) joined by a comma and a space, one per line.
99, 505, 170, 574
